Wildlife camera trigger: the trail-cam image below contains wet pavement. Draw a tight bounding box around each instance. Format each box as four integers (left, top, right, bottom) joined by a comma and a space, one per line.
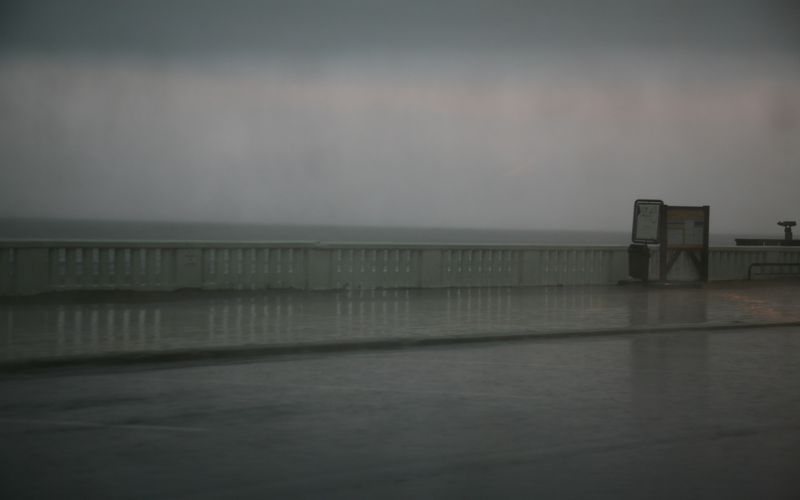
2, 282, 800, 365
1, 325, 799, 499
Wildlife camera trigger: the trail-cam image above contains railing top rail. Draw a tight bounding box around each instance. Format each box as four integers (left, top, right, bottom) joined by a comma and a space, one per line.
2, 239, 800, 252
0, 239, 321, 249
0, 239, 625, 250
316, 242, 627, 250
0, 239, 631, 251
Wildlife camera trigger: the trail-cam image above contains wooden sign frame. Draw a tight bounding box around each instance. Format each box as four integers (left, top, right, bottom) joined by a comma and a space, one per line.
659, 205, 710, 282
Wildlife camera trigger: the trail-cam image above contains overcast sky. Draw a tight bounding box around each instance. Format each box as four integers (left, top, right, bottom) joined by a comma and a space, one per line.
1, 0, 798, 234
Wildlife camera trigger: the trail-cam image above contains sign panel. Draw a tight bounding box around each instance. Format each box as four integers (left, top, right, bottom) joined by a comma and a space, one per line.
665, 207, 707, 248
632, 199, 663, 243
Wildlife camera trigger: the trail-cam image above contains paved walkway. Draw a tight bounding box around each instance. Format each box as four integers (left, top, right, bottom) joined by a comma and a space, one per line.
2, 325, 800, 498
2, 282, 800, 366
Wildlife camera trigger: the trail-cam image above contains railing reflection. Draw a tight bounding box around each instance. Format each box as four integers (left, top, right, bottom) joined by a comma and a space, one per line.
51, 305, 164, 356
627, 289, 709, 327
0, 288, 614, 361
2, 285, 800, 363
1, 289, 519, 361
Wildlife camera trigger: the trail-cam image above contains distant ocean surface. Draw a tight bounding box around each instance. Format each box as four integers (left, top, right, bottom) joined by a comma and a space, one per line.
0, 218, 747, 246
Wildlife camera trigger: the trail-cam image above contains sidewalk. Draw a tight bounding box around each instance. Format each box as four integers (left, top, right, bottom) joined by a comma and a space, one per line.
2, 281, 800, 368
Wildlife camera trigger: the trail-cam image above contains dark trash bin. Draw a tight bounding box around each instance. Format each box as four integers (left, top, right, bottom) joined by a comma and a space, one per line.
628, 244, 650, 281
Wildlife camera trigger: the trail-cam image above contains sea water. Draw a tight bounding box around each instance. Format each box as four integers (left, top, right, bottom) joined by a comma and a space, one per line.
0, 218, 747, 246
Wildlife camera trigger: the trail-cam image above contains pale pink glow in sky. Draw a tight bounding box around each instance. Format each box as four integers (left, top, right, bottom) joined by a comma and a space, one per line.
1, 54, 798, 233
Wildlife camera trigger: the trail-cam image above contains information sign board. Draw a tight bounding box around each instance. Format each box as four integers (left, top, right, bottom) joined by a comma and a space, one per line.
632, 199, 663, 244
665, 207, 707, 247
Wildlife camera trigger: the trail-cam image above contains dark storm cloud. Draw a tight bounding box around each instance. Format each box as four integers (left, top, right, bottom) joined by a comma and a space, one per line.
2, 0, 799, 58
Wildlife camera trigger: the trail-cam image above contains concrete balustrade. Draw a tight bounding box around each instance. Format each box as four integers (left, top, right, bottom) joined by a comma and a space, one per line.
1, 240, 799, 295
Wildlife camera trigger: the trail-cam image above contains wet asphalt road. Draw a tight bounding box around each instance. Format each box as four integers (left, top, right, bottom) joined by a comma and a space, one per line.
1, 326, 799, 499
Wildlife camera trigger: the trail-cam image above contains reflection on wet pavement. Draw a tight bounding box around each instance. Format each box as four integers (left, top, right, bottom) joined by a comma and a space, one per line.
2, 284, 800, 362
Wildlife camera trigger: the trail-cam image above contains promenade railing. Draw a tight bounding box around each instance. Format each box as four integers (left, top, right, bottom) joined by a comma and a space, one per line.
1, 240, 799, 295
